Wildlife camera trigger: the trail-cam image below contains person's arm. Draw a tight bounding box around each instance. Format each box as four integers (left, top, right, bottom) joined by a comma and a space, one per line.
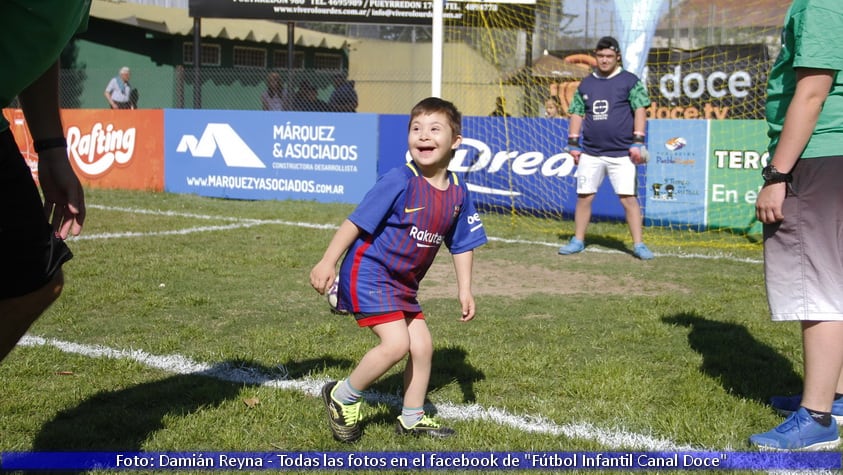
756, 68, 834, 224
451, 250, 476, 322
566, 113, 584, 165
628, 107, 649, 164
565, 90, 585, 163
566, 90, 585, 136
632, 107, 647, 137
19, 61, 85, 239
103, 79, 117, 109
309, 219, 361, 294
104, 80, 117, 109
567, 113, 583, 138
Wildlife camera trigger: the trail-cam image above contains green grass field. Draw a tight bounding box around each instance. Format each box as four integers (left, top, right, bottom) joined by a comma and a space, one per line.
0, 188, 825, 473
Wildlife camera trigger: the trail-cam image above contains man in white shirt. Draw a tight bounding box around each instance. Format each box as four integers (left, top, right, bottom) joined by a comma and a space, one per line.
104, 66, 135, 109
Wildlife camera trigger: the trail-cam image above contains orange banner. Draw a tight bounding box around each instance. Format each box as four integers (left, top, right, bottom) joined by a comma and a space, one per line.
2, 108, 164, 191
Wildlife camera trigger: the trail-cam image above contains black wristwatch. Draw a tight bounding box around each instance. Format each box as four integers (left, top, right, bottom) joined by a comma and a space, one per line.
761, 164, 792, 185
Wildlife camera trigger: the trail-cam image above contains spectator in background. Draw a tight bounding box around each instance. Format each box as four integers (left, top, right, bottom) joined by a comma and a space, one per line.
489, 96, 511, 117
292, 82, 329, 112
544, 96, 565, 119
749, 0, 843, 451
328, 73, 358, 112
0, 0, 88, 363
261, 71, 285, 111
104, 66, 135, 109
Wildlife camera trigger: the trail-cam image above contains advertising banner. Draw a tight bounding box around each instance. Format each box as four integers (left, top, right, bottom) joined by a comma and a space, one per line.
643, 120, 709, 229
165, 109, 377, 203
3, 108, 40, 183
706, 120, 769, 235
378, 115, 645, 221
646, 45, 769, 120
2, 108, 164, 191
188, 0, 535, 28
549, 44, 769, 120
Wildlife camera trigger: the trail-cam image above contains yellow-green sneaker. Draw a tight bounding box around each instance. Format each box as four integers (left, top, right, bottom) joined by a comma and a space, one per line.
321, 381, 362, 442
395, 415, 455, 438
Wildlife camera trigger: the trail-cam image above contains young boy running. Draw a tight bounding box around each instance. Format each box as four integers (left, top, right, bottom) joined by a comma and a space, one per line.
310, 97, 487, 442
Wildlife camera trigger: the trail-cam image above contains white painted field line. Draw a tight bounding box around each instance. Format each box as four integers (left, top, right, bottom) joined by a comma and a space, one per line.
19, 334, 699, 452
83, 205, 762, 264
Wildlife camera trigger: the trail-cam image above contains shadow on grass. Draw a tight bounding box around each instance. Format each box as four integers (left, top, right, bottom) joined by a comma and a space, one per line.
33, 374, 234, 453
29, 357, 354, 462
372, 345, 485, 404
558, 232, 632, 256
662, 312, 802, 404
279, 356, 356, 378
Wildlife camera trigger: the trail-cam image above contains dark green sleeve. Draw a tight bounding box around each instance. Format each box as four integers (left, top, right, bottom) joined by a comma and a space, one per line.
568, 90, 585, 116
0, 0, 91, 109
629, 80, 651, 110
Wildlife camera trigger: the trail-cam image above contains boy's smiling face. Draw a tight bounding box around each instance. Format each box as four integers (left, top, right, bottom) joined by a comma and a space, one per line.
408, 111, 461, 170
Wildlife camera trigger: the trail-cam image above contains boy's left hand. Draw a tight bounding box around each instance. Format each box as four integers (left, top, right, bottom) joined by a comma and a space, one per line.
459, 290, 476, 322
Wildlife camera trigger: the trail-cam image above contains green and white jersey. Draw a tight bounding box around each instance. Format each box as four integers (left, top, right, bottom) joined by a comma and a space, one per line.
766, 0, 843, 159
0, 0, 91, 131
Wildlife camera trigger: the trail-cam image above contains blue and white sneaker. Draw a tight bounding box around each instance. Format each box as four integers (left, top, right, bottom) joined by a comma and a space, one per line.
633, 243, 654, 260
558, 237, 585, 255
771, 395, 843, 426
749, 407, 840, 451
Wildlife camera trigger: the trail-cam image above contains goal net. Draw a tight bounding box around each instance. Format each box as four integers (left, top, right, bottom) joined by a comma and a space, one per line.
434, 0, 787, 254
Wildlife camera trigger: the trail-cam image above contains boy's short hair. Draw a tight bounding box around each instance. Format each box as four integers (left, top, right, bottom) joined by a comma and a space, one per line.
408, 97, 462, 137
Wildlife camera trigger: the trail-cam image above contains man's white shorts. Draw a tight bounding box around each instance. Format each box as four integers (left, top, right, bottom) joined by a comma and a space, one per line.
575, 153, 638, 196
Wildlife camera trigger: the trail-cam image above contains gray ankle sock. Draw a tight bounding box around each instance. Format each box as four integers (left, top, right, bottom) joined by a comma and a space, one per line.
400, 407, 424, 427
332, 379, 362, 405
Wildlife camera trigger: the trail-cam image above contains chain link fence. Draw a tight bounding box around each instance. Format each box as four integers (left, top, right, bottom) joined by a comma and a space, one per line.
51, 15, 784, 117
56, 67, 369, 112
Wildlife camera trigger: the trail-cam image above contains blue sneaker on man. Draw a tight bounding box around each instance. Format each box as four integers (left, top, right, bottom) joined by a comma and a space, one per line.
771, 395, 843, 425
633, 243, 654, 260
558, 237, 585, 255
749, 407, 840, 450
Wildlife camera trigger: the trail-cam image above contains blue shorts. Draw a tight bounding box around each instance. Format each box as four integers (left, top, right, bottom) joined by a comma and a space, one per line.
0, 129, 72, 299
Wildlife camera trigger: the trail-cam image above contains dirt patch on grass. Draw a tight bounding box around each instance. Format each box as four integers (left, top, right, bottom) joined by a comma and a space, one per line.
419, 256, 686, 299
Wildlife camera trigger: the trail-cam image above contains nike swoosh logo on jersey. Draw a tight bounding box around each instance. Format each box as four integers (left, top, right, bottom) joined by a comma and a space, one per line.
416, 243, 435, 248
404, 206, 425, 213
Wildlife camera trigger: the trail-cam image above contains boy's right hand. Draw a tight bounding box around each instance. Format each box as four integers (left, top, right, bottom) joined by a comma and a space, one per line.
309, 262, 336, 295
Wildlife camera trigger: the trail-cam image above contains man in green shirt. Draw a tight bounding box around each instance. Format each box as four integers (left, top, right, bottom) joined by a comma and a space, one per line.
0, 1, 89, 363
750, 0, 843, 451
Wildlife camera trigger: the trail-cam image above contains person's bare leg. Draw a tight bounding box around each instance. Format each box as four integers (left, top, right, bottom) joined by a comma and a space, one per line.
402, 318, 433, 409
347, 319, 410, 391
573, 194, 595, 241
800, 321, 843, 413
619, 195, 644, 244
0, 271, 64, 363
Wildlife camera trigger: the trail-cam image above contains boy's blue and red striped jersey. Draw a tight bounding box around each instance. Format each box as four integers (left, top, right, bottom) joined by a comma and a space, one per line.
336, 161, 487, 314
